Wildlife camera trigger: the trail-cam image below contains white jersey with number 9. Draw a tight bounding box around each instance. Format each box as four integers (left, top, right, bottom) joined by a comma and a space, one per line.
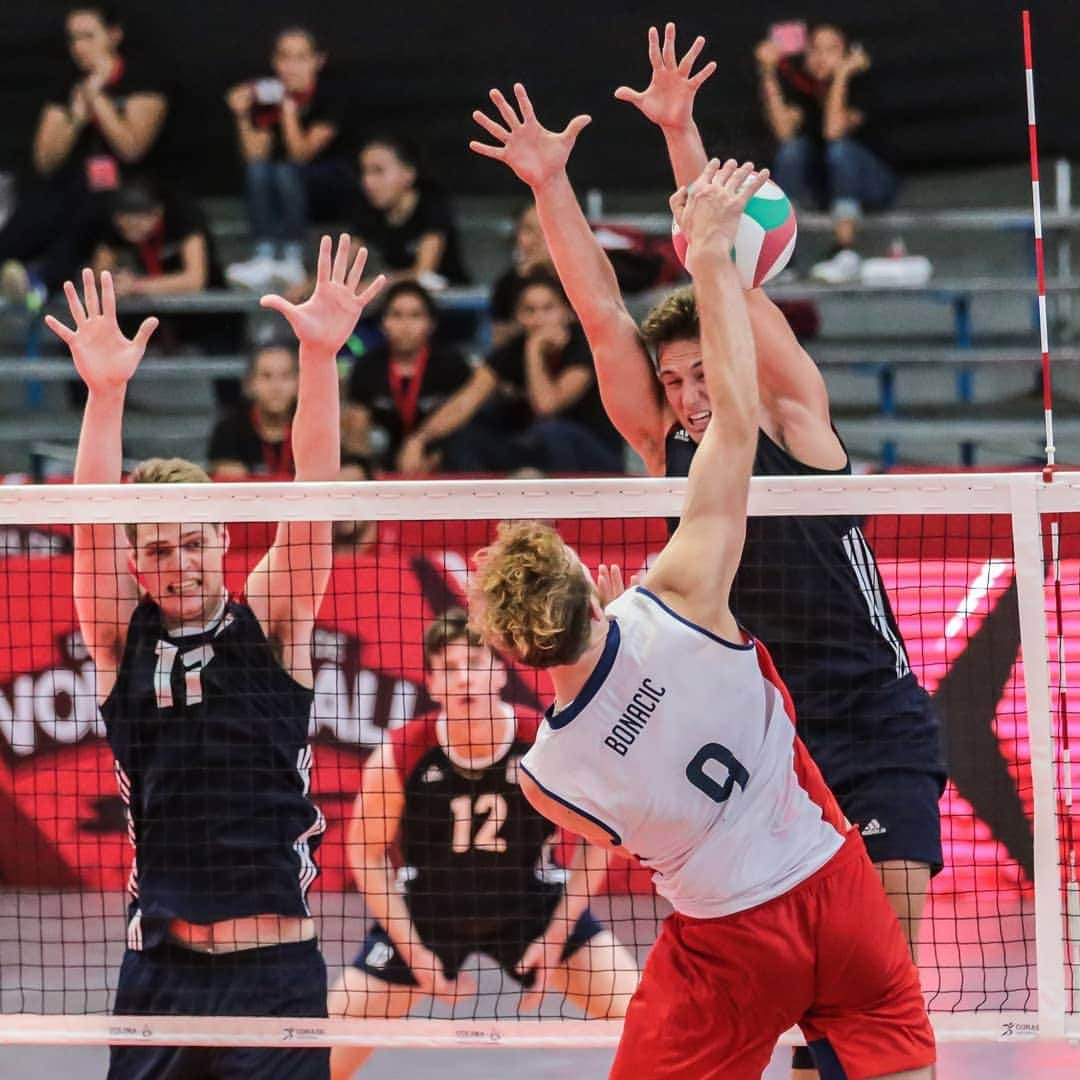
521, 587, 847, 918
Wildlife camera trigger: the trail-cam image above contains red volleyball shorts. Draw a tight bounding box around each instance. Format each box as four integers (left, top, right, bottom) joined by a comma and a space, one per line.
609, 830, 936, 1080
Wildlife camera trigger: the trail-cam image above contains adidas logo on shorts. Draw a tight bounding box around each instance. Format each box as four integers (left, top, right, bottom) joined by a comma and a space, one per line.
860, 818, 887, 837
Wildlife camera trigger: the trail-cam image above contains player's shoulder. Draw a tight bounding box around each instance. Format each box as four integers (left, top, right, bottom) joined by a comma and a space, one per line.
387, 714, 441, 781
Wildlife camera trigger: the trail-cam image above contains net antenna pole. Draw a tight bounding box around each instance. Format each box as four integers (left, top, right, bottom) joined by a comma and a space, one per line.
1026, 7, 1080, 1013
1022, 10, 1055, 480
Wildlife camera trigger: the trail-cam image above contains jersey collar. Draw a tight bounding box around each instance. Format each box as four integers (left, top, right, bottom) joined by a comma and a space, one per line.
546, 619, 621, 730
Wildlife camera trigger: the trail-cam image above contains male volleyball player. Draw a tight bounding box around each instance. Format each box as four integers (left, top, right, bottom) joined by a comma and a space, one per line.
469, 157, 936, 1080
469, 32, 944, 1056
46, 235, 385, 1080
327, 607, 638, 1079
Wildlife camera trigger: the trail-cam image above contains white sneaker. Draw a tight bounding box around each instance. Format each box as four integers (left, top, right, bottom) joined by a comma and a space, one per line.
270, 255, 308, 290
810, 248, 862, 285
226, 253, 279, 291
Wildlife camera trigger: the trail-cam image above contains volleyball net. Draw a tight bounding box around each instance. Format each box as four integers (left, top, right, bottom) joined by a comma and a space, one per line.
0, 472, 1076, 1048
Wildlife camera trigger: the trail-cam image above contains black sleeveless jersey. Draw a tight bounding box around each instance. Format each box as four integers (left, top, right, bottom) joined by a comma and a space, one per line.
101, 597, 324, 945
665, 427, 942, 783
387, 715, 561, 928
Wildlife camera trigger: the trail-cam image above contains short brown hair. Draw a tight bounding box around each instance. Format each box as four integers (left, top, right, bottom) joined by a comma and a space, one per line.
423, 607, 483, 666
640, 286, 699, 356
124, 457, 212, 545
469, 521, 593, 669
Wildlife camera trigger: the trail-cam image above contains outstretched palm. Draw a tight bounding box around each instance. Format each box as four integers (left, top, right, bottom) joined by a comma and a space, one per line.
44, 269, 158, 391
261, 235, 386, 354
470, 83, 591, 190
614, 22, 717, 130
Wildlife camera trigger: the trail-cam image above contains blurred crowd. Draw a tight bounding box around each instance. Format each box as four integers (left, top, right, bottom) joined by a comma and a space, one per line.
0, 7, 900, 481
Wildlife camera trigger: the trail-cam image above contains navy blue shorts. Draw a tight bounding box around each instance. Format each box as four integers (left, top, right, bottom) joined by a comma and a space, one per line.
107, 939, 328, 1080
831, 768, 945, 875
352, 905, 604, 989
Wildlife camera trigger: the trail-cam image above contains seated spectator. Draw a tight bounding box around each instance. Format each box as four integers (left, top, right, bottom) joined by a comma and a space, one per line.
755, 22, 895, 284
488, 203, 553, 348
395, 273, 624, 476
354, 135, 469, 288
0, 4, 168, 304
344, 281, 475, 472
90, 177, 242, 354
225, 26, 353, 292
207, 343, 299, 478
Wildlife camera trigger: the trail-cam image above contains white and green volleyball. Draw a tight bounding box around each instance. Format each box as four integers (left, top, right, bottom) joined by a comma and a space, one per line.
672, 177, 798, 289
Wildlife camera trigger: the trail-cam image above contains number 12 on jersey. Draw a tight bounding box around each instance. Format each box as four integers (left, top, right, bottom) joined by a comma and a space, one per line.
449, 793, 509, 853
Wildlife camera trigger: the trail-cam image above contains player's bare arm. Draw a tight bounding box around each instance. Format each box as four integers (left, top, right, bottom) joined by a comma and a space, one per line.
519, 771, 635, 862
516, 838, 612, 1011
615, 22, 715, 189
645, 160, 766, 634
46, 269, 158, 700
249, 235, 385, 684
347, 741, 473, 1003
470, 83, 668, 471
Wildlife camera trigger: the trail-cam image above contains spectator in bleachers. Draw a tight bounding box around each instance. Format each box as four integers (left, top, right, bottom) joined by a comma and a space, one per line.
392, 272, 624, 476
88, 176, 243, 358
755, 22, 895, 284
207, 342, 298, 478
0, 4, 169, 305
343, 281, 475, 472
488, 203, 553, 347
225, 26, 353, 292
354, 135, 469, 289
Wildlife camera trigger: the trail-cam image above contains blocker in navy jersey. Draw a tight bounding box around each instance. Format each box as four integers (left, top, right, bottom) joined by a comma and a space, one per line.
666, 425, 944, 868
102, 595, 325, 949
351, 714, 602, 981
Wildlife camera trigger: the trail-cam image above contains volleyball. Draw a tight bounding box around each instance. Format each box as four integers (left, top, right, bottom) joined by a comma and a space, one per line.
671, 177, 798, 289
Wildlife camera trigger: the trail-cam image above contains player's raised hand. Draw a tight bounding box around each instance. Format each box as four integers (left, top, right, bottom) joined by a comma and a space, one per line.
260, 234, 385, 354
516, 932, 565, 1012
614, 22, 716, 132
44, 268, 158, 391
470, 83, 591, 190
671, 158, 769, 267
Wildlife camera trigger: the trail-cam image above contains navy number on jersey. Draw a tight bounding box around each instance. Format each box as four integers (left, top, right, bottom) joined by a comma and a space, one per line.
449, 793, 509, 853
686, 743, 750, 804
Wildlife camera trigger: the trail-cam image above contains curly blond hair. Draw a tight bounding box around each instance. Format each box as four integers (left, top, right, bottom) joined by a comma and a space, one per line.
124, 457, 213, 545
469, 521, 594, 669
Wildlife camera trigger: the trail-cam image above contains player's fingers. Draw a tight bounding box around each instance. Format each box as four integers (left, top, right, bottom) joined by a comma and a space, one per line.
610, 564, 625, 596
630, 571, 642, 587
82, 267, 100, 318
689, 59, 718, 89
669, 185, 689, 216
259, 293, 294, 318
646, 25, 662, 69
331, 232, 350, 282
43, 314, 75, 345
472, 110, 510, 143
100, 270, 117, 320
488, 87, 520, 128
346, 245, 368, 291
562, 114, 591, 142
738, 167, 770, 204
357, 273, 387, 308
728, 161, 756, 194
660, 21, 677, 67
131, 316, 159, 352
714, 157, 738, 186
63, 280, 87, 325
613, 86, 643, 105
678, 35, 706, 74
315, 234, 332, 283
512, 83, 536, 124
468, 139, 507, 162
